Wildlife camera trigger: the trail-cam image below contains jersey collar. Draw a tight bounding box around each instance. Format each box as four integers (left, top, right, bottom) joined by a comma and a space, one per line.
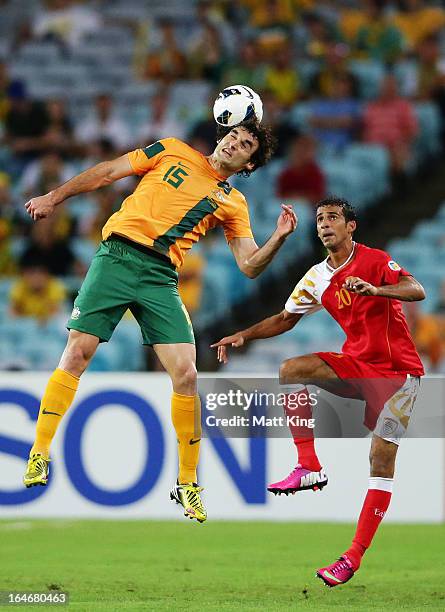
324, 241, 356, 277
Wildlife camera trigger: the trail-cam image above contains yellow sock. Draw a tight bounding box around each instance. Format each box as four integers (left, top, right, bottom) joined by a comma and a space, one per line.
171, 392, 201, 484
31, 368, 79, 458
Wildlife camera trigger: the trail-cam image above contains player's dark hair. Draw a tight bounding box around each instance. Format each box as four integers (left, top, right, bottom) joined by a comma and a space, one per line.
216, 120, 277, 177
316, 196, 357, 223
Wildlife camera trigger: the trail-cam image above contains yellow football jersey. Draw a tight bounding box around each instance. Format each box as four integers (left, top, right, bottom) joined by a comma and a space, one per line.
102, 138, 253, 268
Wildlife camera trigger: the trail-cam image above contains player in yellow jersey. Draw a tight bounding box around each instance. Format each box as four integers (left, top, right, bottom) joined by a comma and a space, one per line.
23, 120, 297, 522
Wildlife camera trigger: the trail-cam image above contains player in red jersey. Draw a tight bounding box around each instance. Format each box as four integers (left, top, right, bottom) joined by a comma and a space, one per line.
212, 196, 425, 587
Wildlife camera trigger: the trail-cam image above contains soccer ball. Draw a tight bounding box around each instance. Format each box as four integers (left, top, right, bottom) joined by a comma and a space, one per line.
213, 85, 263, 127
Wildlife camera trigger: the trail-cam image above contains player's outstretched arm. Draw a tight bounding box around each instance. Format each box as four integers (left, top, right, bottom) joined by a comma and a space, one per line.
211, 309, 302, 363
25, 154, 136, 221
230, 204, 297, 278
344, 275, 425, 301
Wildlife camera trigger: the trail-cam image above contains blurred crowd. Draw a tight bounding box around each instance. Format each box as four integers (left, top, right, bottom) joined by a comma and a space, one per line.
0, 0, 445, 371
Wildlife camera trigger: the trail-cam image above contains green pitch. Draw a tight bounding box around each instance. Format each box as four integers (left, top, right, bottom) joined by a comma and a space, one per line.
1, 521, 444, 611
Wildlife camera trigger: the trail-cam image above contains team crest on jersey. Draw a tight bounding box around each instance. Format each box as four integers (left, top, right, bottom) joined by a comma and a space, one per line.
211, 189, 226, 203
388, 260, 401, 271
71, 306, 81, 320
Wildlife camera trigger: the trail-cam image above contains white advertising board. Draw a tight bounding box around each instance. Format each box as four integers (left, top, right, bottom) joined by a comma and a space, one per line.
0, 373, 443, 522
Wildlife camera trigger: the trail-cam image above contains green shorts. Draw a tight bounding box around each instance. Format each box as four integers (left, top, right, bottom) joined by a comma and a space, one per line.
67, 237, 195, 345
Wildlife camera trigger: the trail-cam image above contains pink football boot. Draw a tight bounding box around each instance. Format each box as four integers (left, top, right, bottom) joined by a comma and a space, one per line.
267, 464, 328, 495
316, 555, 355, 587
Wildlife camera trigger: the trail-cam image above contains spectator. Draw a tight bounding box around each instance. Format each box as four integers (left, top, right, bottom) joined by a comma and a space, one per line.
277, 134, 326, 204
178, 250, 205, 315
415, 35, 445, 102
42, 99, 78, 157
244, 0, 295, 30
142, 19, 187, 81
354, 0, 405, 64
309, 40, 357, 98
339, 6, 368, 43
9, 259, 66, 322
75, 94, 131, 152
363, 74, 418, 172
0, 173, 18, 276
20, 217, 78, 277
188, 95, 218, 155
79, 189, 119, 246
222, 41, 265, 91
0, 61, 24, 122
79, 138, 136, 196
188, 22, 227, 83
403, 301, 445, 372
309, 74, 361, 150
392, 0, 445, 52
246, 0, 294, 58
31, 0, 102, 51
302, 11, 343, 60
138, 90, 186, 145
82, 137, 118, 168
414, 35, 445, 145
263, 43, 300, 107
21, 150, 74, 203
261, 90, 298, 158
4, 82, 50, 162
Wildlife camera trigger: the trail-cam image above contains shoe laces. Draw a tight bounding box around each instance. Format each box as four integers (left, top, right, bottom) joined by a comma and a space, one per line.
28, 454, 48, 474
282, 464, 304, 484
183, 484, 204, 510
331, 557, 352, 575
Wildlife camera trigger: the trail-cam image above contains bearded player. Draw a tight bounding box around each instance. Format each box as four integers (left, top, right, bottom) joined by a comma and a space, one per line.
212, 196, 424, 583
23, 121, 298, 523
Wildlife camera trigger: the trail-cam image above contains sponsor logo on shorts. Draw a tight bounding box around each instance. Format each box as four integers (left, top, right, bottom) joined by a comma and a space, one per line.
388, 260, 401, 271
71, 306, 81, 320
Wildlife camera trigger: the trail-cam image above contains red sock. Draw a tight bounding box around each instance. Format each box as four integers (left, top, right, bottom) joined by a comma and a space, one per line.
345, 477, 393, 570
284, 388, 322, 472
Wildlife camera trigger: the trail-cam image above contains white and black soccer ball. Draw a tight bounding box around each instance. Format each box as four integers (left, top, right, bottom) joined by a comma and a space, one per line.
213, 85, 263, 127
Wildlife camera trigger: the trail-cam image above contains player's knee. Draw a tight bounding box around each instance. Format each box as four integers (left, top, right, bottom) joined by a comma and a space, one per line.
172, 361, 197, 393
60, 335, 97, 376
279, 358, 305, 383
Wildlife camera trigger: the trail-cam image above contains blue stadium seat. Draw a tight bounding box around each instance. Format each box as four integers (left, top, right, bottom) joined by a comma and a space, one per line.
412, 221, 445, 244
344, 144, 390, 199
167, 81, 211, 123
71, 238, 98, 267
288, 102, 312, 131
113, 319, 144, 371
349, 60, 385, 99
320, 158, 369, 208
415, 102, 442, 159
387, 240, 436, 270
89, 342, 123, 372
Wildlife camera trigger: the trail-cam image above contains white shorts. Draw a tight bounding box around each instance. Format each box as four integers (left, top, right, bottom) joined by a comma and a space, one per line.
373, 376, 421, 445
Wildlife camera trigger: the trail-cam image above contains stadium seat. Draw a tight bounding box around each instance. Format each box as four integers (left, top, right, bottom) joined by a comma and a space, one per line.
344, 144, 390, 199
412, 221, 445, 245
349, 60, 385, 99
71, 238, 98, 267
415, 102, 442, 159
288, 102, 312, 131
167, 82, 211, 123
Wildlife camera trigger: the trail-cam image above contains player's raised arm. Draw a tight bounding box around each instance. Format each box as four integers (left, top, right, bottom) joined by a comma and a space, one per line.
343, 274, 425, 301
229, 204, 297, 278
211, 309, 302, 363
25, 153, 136, 221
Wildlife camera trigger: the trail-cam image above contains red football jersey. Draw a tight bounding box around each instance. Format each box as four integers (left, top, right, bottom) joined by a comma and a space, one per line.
285, 242, 424, 376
